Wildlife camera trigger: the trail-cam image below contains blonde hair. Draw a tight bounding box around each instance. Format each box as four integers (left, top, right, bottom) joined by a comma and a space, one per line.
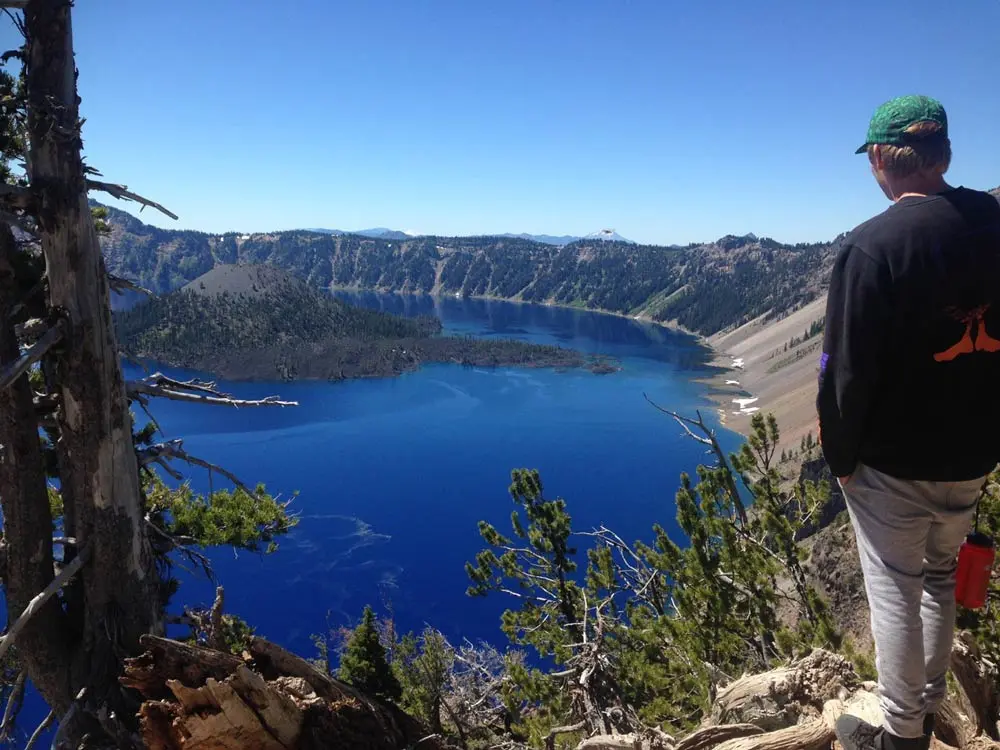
869, 121, 951, 178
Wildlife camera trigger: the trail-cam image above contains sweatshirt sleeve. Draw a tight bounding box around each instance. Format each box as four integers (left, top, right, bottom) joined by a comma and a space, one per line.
817, 244, 893, 478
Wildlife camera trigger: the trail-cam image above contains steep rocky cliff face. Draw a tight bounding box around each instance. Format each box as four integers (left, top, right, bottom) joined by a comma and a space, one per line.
98, 204, 838, 337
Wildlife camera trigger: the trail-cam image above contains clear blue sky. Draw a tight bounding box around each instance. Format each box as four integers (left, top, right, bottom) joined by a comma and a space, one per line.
4, 1, 1000, 245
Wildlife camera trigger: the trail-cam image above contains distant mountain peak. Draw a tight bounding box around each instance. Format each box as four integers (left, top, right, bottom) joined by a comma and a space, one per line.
497, 233, 582, 246
715, 232, 762, 250
357, 228, 413, 240
582, 229, 634, 244
304, 227, 413, 240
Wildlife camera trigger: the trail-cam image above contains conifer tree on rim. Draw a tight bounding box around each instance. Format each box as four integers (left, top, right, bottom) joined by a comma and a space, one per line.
0, 2, 296, 745
338, 605, 403, 703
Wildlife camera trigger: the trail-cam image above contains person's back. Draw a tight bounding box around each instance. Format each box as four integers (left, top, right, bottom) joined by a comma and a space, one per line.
819, 95, 1000, 750
832, 187, 1000, 481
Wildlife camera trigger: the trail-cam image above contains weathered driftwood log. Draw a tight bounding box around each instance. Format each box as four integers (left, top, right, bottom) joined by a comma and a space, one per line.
951, 631, 1000, 740
674, 723, 764, 750
709, 649, 858, 731
122, 634, 450, 750
711, 719, 832, 750
936, 694, 979, 749
574, 731, 672, 749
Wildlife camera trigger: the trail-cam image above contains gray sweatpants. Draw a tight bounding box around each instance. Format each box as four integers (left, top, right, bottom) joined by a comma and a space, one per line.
842, 463, 983, 738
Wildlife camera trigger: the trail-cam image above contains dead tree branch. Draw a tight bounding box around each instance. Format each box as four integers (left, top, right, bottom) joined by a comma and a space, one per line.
545, 720, 586, 749
0, 320, 62, 391
24, 710, 55, 750
208, 586, 225, 652
128, 372, 298, 408
139, 439, 254, 496
0, 670, 26, 743
0, 546, 89, 665
145, 518, 214, 581
644, 394, 748, 525
14, 317, 47, 342
108, 273, 154, 298
85, 179, 178, 220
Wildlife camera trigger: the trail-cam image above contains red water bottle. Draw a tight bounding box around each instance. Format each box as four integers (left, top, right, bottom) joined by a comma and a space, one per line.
955, 532, 996, 610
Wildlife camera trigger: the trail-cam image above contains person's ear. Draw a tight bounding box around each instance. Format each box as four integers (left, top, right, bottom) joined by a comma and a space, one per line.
870, 144, 884, 172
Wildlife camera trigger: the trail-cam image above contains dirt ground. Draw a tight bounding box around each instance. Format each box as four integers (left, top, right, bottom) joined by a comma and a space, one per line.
704, 296, 828, 453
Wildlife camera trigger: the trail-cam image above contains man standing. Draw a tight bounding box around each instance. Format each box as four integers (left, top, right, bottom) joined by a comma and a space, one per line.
819, 95, 1000, 750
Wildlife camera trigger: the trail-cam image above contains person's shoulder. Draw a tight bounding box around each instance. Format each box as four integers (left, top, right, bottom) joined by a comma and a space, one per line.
950, 186, 1000, 212
958, 185, 1000, 201
840, 210, 893, 264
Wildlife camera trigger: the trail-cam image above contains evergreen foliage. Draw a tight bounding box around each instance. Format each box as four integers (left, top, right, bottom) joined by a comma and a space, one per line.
463, 414, 838, 744
787, 317, 826, 350
144, 474, 296, 555
184, 610, 256, 656
394, 628, 453, 735
322, 414, 999, 750
337, 605, 403, 702
116, 273, 437, 360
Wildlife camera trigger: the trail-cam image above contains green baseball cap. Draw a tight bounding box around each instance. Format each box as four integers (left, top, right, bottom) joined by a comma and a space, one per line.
855, 95, 948, 154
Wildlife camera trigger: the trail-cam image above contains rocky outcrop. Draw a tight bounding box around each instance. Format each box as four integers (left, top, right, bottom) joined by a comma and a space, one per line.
802, 520, 873, 654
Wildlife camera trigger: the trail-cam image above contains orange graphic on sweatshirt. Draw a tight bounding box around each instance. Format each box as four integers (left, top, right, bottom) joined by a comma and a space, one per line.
934, 304, 1000, 362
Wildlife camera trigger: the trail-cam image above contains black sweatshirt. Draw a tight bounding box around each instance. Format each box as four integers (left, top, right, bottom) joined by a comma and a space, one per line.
817, 187, 1000, 481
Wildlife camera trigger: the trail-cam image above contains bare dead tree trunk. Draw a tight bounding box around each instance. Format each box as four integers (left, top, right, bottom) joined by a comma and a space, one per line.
0, 223, 72, 713
23, 0, 160, 728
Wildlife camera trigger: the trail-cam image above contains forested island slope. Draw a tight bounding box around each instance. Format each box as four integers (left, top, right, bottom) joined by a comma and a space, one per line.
115, 264, 595, 380
99, 203, 839, 336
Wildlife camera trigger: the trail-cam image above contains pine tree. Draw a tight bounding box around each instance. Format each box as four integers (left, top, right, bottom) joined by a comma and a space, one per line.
0, 10, 295, 740
394, 628, 453, 735
338, 606, 402, 702
466, 416, 841, 742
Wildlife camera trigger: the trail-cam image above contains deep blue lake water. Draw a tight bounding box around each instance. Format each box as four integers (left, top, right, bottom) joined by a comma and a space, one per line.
10, 294, 743, 746
148, 294, 742, 650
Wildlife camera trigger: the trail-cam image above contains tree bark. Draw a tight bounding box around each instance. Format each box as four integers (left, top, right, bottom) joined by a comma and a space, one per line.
676, 724, 765, 750
712, 719, 832, 750
709, 649, 858, 731
950, 632, 1000, 740
23, 0, 160, 726
0, 223, 72, 712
